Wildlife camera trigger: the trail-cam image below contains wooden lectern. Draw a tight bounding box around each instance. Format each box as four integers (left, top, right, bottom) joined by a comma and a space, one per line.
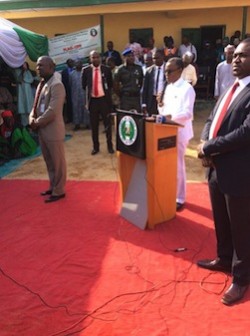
117, 114, 180, 230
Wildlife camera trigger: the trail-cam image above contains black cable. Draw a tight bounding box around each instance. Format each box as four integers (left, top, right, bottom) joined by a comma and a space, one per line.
1, 166, 225, 336
0, 265, 84, 317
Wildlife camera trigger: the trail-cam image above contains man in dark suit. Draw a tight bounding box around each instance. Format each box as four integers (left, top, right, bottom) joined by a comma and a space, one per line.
81, 50, 114, 155
61, 58, 74, 123
103, 41, 122, 66
142, 49, 165, 115
197, 38, 250, 305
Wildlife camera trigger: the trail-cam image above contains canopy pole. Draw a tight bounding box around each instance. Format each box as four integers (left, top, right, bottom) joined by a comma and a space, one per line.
242, 6, 248, 39
100, 15, 104, 56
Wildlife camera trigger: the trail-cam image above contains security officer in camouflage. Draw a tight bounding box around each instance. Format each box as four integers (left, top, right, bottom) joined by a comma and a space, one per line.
113, 48, 143, 113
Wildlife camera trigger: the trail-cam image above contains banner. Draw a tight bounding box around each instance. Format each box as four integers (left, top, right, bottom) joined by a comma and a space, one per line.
48, 25, 101, 69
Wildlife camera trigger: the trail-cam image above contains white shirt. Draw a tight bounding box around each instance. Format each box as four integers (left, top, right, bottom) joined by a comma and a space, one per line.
214, 61, 235, 97
159, 77, 196, 142
154, 64, 165, 96
209, 76, 250, 139
181, 64, 197, 86
178, 44, 197, 62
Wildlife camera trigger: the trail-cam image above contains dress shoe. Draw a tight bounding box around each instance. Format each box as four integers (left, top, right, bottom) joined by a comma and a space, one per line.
44, 194, 65, 203
40, 189, 52, 196
197, 258, 231, 273
91, 149, 99, 155
221, 283, 248, 305
108, 147, 115, 154
176, 202, 184, 211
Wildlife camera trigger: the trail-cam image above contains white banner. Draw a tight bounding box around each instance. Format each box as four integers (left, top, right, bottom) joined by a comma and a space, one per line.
48, 25, 101, 67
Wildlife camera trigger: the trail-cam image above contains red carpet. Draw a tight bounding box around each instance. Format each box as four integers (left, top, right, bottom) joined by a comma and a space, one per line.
0, 180, 250, 336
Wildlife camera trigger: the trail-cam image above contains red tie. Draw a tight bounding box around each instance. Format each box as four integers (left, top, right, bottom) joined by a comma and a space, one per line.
94, 68, 99, 97
212, 81, 239, 138
33, 79, 45, 117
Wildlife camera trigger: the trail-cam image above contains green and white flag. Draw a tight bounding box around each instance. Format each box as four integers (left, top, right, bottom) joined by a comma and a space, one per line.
0, 18, 48, 68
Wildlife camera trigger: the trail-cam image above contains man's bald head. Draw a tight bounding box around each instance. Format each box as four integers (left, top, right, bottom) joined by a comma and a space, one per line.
89, 50, 101, 67
36, 56, 55, 80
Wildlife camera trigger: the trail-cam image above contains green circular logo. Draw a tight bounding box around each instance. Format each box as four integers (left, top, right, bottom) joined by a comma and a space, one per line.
119, 116, 137, 146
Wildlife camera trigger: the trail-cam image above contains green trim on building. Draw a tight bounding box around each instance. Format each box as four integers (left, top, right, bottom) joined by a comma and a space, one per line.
0, 0, 146, 11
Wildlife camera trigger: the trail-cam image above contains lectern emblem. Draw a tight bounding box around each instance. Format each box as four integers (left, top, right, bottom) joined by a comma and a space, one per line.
119, 116, 137, 146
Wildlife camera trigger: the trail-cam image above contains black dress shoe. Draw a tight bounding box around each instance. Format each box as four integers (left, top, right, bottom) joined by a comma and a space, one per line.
44, 194, 65, 203
221, 283, 248, 305
91, 149, 99, 155
40, 190, 52, 196
197, 258, 231, 273
108, 147, 115, 154
176, 202, 184, 211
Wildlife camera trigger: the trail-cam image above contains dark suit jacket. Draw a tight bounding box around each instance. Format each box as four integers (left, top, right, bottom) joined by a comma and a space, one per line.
103, 50, 122, 66
201, 82, 250, 197
61, 67, 71, 95
142, 65, 166, 111
81, 64, 113, 107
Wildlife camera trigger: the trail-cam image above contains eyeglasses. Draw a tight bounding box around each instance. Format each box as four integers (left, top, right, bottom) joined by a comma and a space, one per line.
165, 67, 181, 74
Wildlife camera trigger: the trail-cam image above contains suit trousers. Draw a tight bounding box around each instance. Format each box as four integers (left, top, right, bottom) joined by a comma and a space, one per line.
176, 140, 188, 204
39, 136, 67, 196
148, 96, 159, 116
208, 168, 250, 286
89, 97, 112, 151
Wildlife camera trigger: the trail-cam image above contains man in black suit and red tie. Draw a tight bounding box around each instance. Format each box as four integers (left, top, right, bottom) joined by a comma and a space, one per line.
61, 58, 74, 123
82, 50, 114, 155
197, 37, 250, 305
